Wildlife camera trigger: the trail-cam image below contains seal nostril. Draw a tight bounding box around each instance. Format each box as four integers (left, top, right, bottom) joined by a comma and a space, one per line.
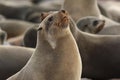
61, 10, 66, 14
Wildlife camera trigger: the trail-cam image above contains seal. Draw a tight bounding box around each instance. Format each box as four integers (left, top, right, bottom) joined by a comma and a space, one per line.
7, 35, 24, 46
23, 25, 38, 48
23, 10, 120, 79
23, 12, 50, 48
0, 28, 7, 45
0, 45, 34, 80
7, 10, 82, 80
62, 0, 100, 22
0, 3, 59, 22
0, 4, 41, 20
69, 16, 120, 79
76, 16, 105, 34
76, 16, 120, 35
62, 0, 120, 30
0, 19, 34, 38
98, 0, 120, 23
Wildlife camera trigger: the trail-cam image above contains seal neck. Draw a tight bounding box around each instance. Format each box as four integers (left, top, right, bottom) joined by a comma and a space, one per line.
24, 30, 81, 78
62, 0, 101, 21
69, 17, 93, 58
27, 29, 79, 65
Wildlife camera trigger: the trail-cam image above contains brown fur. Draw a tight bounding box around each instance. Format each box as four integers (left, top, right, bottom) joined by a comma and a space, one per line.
22, 10, 120, 79
31, 11, 120, 79
7, 10, 82, 80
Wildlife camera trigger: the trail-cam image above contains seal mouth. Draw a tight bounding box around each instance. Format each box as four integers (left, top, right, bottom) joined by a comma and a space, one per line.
95, 20, 105, 33
98, 20, 105, 28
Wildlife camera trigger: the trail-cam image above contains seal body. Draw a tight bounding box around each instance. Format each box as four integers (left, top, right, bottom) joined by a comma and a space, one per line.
62, 0, 120, 29
69, 17, 120, 79
22, 10, 120, 79
0, 19, 34, 38
23, 25, 38, 48
7, 10, 82, 80
98, 0, 120, 23
0, 45, 34, 80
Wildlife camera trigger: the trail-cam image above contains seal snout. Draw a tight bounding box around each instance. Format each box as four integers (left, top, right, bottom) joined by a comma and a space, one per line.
58, 10, 69, 28
59, 10, 69, 18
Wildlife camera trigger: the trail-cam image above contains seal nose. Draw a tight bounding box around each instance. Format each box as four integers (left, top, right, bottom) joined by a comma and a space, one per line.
60, 10, 68, 14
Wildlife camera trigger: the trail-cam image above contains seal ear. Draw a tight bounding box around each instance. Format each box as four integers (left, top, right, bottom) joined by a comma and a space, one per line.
40, 12, 49, 21
95, 20, 105, 33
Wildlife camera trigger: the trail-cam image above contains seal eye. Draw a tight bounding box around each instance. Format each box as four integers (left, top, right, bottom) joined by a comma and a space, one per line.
37, 27, 43, 31
93, 20, 98, 26
48, 16, 53, 22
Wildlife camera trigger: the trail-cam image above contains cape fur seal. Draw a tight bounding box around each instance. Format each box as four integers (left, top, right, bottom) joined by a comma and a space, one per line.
24, 10, 120, 79
98, 0, 120, 23
0, 3, 59, 22
62, 0, 120, 31
77, 16, 105, 34
0, 19, 34, 38
0, 4, 42, 20
23, 12, 50, 48
0, 19, 36, 46
23, 25, 38, 48
76, 16, 120, 35
0, 45, 34, 80
69, 16, 120, 79
7, 10, 82, 80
